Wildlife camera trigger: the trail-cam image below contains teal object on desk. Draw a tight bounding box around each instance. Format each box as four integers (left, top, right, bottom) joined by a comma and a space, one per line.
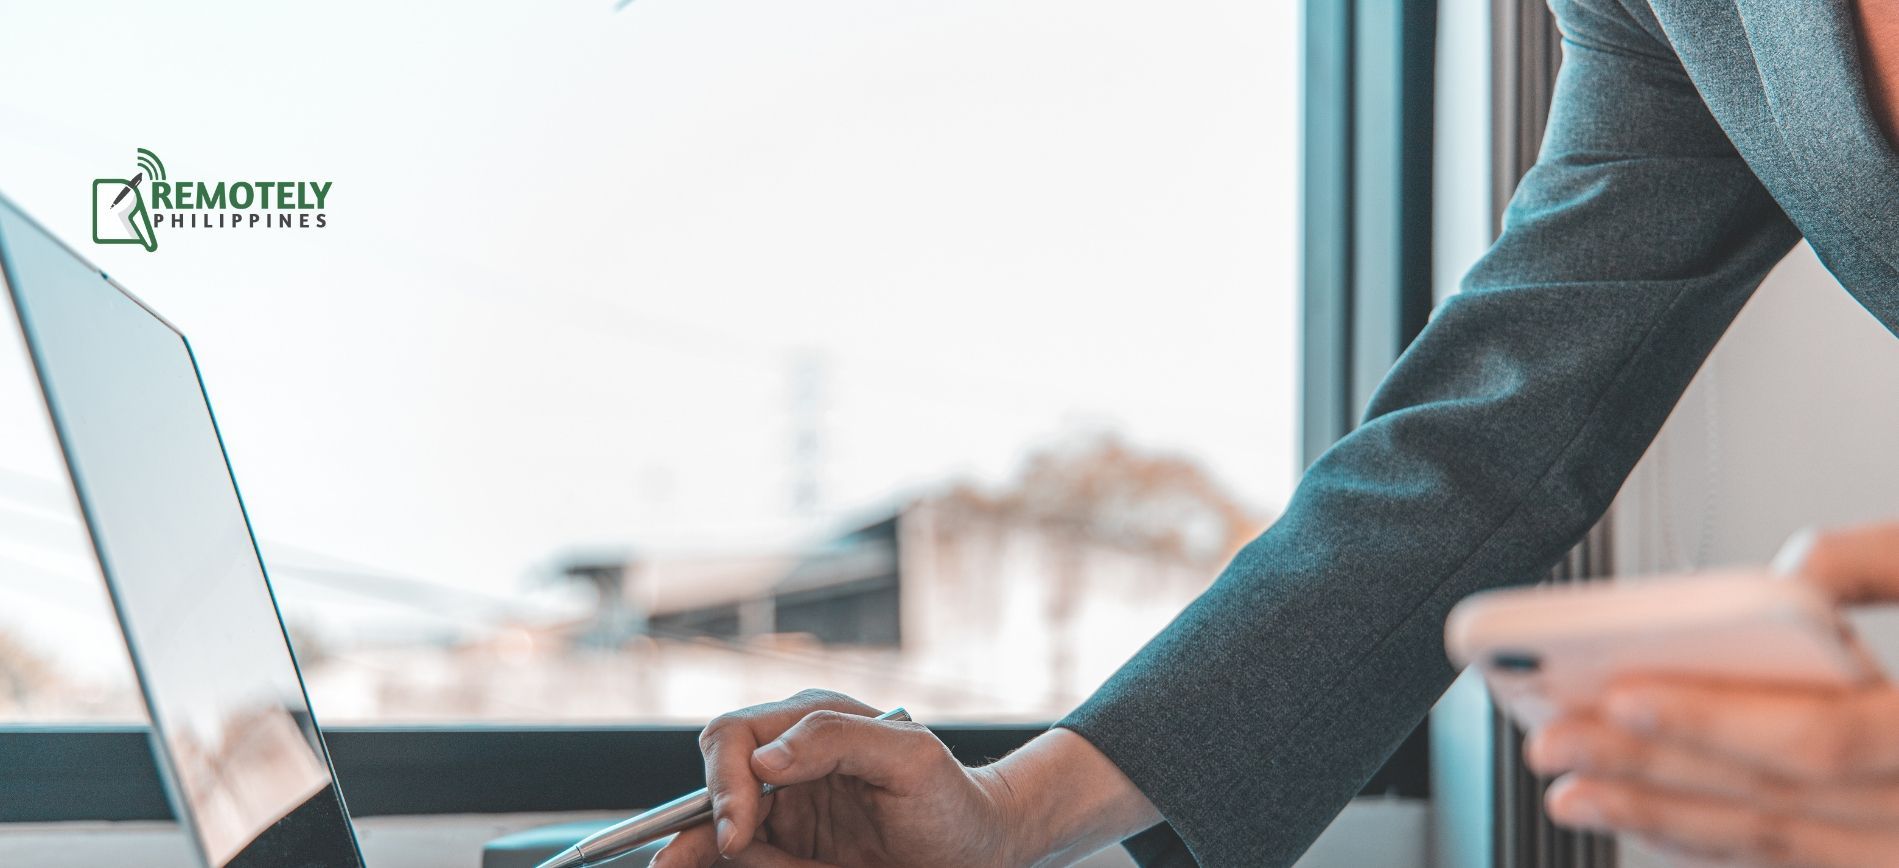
482, 821, 666, 868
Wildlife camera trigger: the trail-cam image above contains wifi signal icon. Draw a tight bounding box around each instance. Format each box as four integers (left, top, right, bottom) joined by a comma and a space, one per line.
136, 148, 167, 182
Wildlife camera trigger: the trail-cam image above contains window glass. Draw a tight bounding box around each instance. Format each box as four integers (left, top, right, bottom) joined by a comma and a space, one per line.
0, 0, 1298, 724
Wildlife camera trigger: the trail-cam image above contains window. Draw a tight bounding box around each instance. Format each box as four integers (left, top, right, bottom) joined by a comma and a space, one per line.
0, 0, 1299, 726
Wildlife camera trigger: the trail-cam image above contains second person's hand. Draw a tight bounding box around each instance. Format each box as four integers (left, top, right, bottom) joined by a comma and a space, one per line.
1526, 523, 1899, 866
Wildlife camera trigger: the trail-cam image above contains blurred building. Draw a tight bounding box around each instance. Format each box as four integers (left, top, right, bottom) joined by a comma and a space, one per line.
300, 438, 1270, 722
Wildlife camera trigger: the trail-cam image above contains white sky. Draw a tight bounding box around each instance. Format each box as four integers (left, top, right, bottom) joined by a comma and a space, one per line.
0, 0, 1300, 633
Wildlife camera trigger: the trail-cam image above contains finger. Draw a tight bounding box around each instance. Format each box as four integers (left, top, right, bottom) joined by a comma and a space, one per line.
751, 711, 955, 795
1547, 775, 1899, 868
1525, 717, 1769, 796
758, 785, 818, 854
701, 690, 879, 857
1776, 523, 1899, 602
651, 825, 720, 868
1527, 717, 1899, 825
650, 792, 782, 867
1603, 679, 1899, 780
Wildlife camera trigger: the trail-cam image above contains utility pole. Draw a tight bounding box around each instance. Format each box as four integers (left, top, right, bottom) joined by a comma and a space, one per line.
788, 351, 827, 516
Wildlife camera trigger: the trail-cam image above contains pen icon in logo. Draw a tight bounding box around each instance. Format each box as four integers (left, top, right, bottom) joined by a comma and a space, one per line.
92, 148, 163, 252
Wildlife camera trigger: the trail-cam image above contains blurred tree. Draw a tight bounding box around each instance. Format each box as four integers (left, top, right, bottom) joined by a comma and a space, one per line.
961, 433, 1267, 564
934, 433, 1270, 706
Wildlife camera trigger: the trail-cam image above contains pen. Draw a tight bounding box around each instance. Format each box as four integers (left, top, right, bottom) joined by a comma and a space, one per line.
537, 706, 912, 868
110, 172, 144, 208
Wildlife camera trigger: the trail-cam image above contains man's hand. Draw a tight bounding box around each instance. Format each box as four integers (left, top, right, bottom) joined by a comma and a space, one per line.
653, 689, 1022, 867
654, 689, 1161, 868
1526, 523, 1899, 867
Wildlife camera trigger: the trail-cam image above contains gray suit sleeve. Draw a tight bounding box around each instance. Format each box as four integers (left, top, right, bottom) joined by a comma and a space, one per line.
1055, 4, 1803, 866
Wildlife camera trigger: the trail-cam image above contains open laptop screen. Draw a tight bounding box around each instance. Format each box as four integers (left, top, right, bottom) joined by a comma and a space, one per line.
0, 199, 361, 868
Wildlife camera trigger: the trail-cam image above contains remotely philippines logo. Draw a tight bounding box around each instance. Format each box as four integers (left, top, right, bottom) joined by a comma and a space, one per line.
92, 148, 332, 253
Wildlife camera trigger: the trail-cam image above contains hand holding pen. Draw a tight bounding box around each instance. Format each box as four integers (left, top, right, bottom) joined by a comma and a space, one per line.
545, 688, 1163, 867
542, 704, 912, 867
645, 691, 1022, 868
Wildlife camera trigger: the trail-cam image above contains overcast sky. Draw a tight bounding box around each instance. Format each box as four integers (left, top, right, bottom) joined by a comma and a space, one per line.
0, 0, 1300, 648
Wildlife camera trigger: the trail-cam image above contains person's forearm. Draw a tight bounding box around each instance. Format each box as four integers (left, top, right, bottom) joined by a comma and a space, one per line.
985, 727, 1162, 867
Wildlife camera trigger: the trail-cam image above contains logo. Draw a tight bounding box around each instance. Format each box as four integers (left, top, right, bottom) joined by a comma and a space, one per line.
92, 148, 332, 253
92, 148, 163, 252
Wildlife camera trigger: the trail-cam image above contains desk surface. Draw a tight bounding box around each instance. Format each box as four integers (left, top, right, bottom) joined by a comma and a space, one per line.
0, 811, 627, 868
0, 804, 1419, 868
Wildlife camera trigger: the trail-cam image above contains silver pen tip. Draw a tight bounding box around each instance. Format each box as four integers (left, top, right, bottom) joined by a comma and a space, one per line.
535, 846, 590, 868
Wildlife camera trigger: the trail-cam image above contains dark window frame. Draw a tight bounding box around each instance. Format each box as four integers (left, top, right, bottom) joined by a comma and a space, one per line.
1303, 0, 1437, 465
0, 723, 1426, 822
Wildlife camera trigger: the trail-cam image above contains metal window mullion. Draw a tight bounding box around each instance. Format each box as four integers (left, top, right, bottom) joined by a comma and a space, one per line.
1349, 0, 1437, 414
1302, 0, 1357, 467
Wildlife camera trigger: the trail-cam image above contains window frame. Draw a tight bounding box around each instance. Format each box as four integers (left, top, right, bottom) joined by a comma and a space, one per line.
0, 723, 1430, 822
1303, 0, 1437, 464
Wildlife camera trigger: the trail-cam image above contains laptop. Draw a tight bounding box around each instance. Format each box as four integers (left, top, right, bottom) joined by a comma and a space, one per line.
0, 195, 365, 868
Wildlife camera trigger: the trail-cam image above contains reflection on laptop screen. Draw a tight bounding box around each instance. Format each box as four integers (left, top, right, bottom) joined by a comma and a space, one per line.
0, 200, 361, 868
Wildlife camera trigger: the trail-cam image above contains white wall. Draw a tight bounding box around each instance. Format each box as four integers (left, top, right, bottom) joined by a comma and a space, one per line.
1613, 243, 1899, 574
1611, 242, 1899, 866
